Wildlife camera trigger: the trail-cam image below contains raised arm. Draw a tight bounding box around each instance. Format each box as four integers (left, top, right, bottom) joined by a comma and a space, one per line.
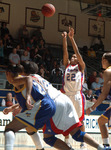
86, 70, 111, 115
62, 31, 69, 68
68, 27, 85, 72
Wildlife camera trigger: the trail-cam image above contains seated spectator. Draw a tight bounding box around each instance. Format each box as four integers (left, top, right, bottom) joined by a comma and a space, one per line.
16, 44, 24, 57
38, 63, 50, 81
85, 89, 96, 102
50, 68, 62, 84
87, 71, 97, 89
1, 22, 9, 38
51, 62, 64, 77
30, 47, 42, 65
91, 77, 101, 95
19, 25, 29, 43
87, 47, 96, 58
1, 92, 16, 107
42, 49, 53, 71
32, 27, 42, 40
38, 38, 46, 57
26, 38, 34, 52
83, 79, 89, 95
0, 39, 4, 65
98, 71, 104, 87
21, 50, 30, 62
9, 48, 20, 65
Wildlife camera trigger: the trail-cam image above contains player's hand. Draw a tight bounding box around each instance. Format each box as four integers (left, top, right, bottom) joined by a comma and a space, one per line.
106, 106, 111, 111
3, 107, 12, 115
68, 27, 74, 39
26, 96, 33, 110
62, 31, 67, 38
86, 107, 92, 115
13, 106, 22, 117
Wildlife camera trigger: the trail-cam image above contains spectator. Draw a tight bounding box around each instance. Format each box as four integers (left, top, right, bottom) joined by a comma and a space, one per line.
91, 77, 101, 95
32, 27, 42, 40
87, 47, 96, 58
87, 71, 97, 88
9, 48, 20, 65
51, 62, 64, 77
30, 47, 42, 65
0, 22, 9, 38
0, 39, 4, 65
21, 50, 30, 62
85, 89, 96, 102
43, 49, 53, 71
98, 71, 104, 87
38, 39, 46, 57
50, 68, 63, 84
39, 63, 50, 81
19, 25, 29, 43
26, 38, 34, 52
1, 92, 15, 107
83, 79, 89, 95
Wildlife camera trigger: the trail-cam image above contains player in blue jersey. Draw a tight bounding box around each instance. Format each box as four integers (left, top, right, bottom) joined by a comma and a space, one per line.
3, 63, 106, 150
86, 52, 111, 148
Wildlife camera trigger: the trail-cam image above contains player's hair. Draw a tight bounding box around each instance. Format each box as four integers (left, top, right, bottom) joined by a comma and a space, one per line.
6, 64, 24, 77
103, 52, 111, 64
21, 61, 38, 74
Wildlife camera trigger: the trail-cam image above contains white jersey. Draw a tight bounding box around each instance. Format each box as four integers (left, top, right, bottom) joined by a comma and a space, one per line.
63, 64, 84, 94
31, 74, 61, 99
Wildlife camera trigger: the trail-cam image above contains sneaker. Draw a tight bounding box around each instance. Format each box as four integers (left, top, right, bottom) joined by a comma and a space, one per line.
80, 143, 87, 150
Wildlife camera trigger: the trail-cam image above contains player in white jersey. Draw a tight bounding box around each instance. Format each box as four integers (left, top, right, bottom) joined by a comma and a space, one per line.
61, 27, 86, 149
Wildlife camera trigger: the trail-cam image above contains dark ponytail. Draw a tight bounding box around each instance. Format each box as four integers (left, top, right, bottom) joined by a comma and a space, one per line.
6, 64, 24, 77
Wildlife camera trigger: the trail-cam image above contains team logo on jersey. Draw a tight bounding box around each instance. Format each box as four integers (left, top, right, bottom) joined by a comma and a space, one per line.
26, 112, 31, 117
67, 68, 78, 73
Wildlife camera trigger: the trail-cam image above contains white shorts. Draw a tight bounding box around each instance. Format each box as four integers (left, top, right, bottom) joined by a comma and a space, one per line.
43, 93, 82, 136
66, 91, 85, 121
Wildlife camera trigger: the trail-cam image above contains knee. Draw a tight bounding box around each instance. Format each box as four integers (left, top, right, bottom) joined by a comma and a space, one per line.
43, 135, 57, 146
72, 129, 85, 142
4, 128, 15, 134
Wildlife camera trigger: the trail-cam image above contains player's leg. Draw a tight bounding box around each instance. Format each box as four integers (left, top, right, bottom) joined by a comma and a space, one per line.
4, 118, 26, 150
43, 133, 74, 150
26, 127, 45, 150
98, 115, 110, 147
70, 127, 104, 150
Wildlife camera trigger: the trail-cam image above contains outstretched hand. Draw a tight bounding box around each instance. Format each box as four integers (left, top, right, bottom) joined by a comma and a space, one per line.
3, 107, 12, 115
68, 27, 74, 39
86, 107, 92, 115
62, 31, 67, 38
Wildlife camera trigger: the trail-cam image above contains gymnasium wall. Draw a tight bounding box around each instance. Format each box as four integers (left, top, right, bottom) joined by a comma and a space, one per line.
1, 0, 111, 51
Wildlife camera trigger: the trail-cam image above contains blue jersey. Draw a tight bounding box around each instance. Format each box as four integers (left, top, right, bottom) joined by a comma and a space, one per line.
15, 78, 56, 130
14, 79, 54, 112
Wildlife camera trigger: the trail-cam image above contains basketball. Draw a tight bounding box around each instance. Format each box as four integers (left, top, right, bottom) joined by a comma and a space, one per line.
41, 3, 55, 17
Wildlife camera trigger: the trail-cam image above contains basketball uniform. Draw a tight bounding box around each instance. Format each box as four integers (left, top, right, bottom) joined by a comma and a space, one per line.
101, 89, 111, 128
62, 64, 85, 121
15, 74, 82, 135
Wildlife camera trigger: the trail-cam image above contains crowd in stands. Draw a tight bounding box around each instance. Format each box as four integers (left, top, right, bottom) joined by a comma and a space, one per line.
0, 22, 107, 110
0, 23, 64, 86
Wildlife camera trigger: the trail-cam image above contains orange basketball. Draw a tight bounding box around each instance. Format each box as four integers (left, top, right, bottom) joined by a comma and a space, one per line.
42, 3, 55, 17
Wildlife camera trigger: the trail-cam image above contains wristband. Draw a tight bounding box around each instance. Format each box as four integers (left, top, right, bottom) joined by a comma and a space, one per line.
89, 107, 94, 112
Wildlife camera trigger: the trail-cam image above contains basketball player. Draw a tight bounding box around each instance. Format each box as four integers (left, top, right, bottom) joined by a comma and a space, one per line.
62, 27, 87, 149
86, 52, 111, 148
3, 63, 105, 150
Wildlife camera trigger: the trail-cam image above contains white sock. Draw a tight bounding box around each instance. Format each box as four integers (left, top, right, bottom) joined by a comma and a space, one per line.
98, 144, 104, 150
5, 131, 15, 150
30, 131, 44, 149
103, 138, 109, 145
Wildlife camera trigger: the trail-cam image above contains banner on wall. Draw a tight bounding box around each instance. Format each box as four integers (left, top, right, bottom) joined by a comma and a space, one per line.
0, 111, 111, 133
